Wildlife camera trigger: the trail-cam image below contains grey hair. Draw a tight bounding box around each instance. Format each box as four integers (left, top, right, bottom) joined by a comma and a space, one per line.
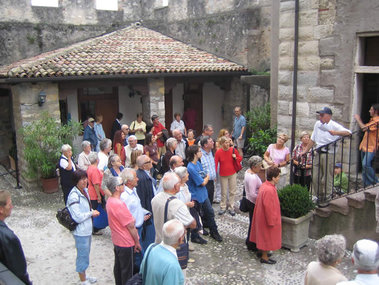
316, 234, 346, 265
174, 166, 188, 179
128, 135, 137, 142
300, 131, 310, 140
137, 155, 149, 168
166, 137, 177, 148
172, 129, 181, 136
248, 156, 263, 169
162, 172, 180, 191
61, 144, 72, 153
100, 138, 111, 151
81, 141, 91, 150
352, 239, 379, 271
162, 219, 185, 246
88, 152, 98, 164
106, 176, 123, 194
120, 168, 136, 184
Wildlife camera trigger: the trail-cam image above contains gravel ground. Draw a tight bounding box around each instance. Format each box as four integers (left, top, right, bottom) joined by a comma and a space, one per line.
0, 164, 357, 285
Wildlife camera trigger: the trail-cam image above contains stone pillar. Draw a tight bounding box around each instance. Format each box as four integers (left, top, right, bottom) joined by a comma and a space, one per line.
147, 78, 165, 126
11, 82, 60, 188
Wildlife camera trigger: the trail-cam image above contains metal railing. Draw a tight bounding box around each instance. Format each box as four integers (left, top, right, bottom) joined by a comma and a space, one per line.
292, 121, 378, 206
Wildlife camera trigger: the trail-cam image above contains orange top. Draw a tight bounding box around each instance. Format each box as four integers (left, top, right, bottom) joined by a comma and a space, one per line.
359, 116, 379, 152
187, 139, 195, 146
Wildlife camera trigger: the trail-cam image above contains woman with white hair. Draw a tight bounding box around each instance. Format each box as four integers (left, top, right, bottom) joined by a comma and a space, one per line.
162, 137, 177, 173
292, 131, 313, 190
77, 141, 92, 171
59, 144, 76, 204
304, 234, 347, 284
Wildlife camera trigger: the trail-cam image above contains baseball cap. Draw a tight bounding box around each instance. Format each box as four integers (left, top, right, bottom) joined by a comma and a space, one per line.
88, 117, 95, 123
316, 107, 333, 115
335, 163, 342, 168
352, 239, 379, 271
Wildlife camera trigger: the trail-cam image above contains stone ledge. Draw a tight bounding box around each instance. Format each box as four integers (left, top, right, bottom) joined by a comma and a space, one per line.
329, 197, 349, 216
364, 186, 379, 202
314, 207, 332, 217
346, 191, 366, 209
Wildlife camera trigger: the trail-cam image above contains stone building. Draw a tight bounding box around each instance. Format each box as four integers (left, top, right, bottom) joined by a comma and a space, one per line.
272, 0, 379, 141
0, 24, 247, 183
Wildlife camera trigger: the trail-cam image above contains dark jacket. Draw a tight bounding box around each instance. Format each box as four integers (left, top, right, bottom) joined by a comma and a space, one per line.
83, 126, 97, 150
111, 119, 121, 142
0, 221, 32, 285
136, 169, 156, 214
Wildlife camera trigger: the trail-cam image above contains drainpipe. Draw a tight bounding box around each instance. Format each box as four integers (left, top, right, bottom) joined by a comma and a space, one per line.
290, 0, 299, 184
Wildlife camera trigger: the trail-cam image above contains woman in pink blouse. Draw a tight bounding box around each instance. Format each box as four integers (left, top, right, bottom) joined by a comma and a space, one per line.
264, 133, 290, 190
244, 155, 263, 252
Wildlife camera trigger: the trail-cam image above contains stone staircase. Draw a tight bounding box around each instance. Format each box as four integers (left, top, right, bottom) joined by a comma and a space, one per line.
309, 185, 379, 249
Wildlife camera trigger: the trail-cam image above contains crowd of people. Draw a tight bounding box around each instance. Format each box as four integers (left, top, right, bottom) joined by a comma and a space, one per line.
1, 104, 378, 285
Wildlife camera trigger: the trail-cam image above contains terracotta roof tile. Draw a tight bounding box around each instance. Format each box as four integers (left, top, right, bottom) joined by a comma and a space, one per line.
0, 25, 247, 79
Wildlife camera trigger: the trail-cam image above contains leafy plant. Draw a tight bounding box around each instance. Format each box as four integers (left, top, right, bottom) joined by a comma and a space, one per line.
245, 103, 277, 157
278, 184, 315, 218
21, 112, 82, 179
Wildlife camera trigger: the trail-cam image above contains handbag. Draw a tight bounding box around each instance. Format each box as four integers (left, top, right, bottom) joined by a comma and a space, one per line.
239, 187, 250, 213
232, 148, 242, 173
56, 200, 79, 231
164, 196, 188, 269
125, 244, 158, 285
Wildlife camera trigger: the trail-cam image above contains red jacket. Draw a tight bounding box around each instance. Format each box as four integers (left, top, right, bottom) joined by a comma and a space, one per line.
214, 147, 242, 176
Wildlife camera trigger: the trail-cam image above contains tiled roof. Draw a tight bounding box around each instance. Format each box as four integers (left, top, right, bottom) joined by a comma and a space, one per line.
0, 25, 247, 79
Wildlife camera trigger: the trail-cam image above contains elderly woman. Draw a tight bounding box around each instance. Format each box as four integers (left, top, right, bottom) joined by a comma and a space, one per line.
67, 170, 100, 285
106, 175, 141, 285
170, 112, 187, 137
264, 133, 290, 190
120, 168, 152, 273
94, 115, 106, 152
102, 154, 124, 192
59, 144, 76, 204
87, 152, 108, 234
215, 136, 242, 216
98, 138, 112, 172
244, 156, 263, 252
162, 138, 177, 174
77, 141, 92, 171
249, 166, 281, 264
304, 234, 347, 284
113, 130, 126, 166
292, 131, 313, 190
130, 113, 147, 146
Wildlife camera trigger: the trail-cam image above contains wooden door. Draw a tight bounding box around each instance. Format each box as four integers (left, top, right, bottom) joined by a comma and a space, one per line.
165, 89, 173, 131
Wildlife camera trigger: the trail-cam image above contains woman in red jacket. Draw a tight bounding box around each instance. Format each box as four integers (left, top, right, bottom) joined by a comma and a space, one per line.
215, 136, 242, 216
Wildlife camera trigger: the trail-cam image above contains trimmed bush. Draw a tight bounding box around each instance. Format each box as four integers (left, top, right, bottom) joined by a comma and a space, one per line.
278, 184, 315, 218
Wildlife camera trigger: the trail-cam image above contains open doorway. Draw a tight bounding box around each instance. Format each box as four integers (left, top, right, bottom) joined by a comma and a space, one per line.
182, 83, 203, 137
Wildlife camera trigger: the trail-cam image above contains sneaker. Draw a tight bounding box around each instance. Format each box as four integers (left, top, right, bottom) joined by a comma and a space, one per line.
80, 281, 91, 285
191, 236, 208, 245
213, 199, 220, 204
218, 209, 226, 215
228, 210, 236, 216
86, 276, 97, 284
188, 258, 195, 263
210, 231, 223, 242
188, 243, 195, 251
92, 231, 103, 236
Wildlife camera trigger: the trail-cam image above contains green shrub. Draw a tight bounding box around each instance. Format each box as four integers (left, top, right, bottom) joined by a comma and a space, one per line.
245, 103, 277, 157
278, 184, 315, 218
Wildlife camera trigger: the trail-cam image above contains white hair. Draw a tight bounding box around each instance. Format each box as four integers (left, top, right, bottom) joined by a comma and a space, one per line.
61, 144, 71, 153
81, 141, 91, 150
128, 135, 137, 142
100, 138, 112, 151
88, 152, 98, 164
162, 219, 185, 246
106, 176, 123, 194
120, 168, 136, 184
137, 155, 149, 168
162, 172, 180, 191
166, 137, 177, 148
174, 166, 188, 179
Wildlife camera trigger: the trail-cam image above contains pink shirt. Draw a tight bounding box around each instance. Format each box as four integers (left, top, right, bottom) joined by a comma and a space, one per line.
266, 144, 289, 165
244, 171, 262, 204
87, 165, 105, 200
107, 197, 136, 247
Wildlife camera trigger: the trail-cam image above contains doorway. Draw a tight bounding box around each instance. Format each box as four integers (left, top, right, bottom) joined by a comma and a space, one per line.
78, 87, 119, 138
183, 83, 203, 137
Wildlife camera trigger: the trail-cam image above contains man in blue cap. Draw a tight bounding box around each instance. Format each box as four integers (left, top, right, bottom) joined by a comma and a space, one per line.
301, 107, 351, 206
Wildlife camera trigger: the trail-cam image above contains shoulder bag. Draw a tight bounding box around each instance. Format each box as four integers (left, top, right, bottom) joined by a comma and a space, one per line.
232, 148, 242, 173
56, 199, 79, 231
239, 186, 254, 213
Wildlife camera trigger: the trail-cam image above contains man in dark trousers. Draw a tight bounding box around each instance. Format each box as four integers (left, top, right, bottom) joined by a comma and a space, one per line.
0, 190, 32, 285
111, 112, 123, 142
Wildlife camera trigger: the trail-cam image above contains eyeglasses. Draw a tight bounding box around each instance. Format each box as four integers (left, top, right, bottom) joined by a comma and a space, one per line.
144, 160, 152, 164
117, 183, 124, 187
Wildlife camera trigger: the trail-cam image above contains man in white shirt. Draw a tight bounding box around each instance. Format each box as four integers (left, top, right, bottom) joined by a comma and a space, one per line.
301, 107, 351, 205
337, 239, 379, 285
124, 135, 144, 167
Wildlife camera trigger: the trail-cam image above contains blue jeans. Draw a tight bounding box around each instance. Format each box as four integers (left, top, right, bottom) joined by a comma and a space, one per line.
74, 235, 92, 273
361, 151, 379, 186
199, 198, 218, 233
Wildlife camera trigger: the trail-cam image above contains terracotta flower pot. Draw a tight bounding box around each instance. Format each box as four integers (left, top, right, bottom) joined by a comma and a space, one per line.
41, 177, 59, 194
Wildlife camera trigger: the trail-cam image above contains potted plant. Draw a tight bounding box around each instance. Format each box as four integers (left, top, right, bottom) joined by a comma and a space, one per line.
20, 112, 82, 193
278, 184, 315, 252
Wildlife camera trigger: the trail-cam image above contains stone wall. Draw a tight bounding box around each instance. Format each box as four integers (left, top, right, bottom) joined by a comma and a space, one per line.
0, 0, 272, 71
275, 0, 379, 138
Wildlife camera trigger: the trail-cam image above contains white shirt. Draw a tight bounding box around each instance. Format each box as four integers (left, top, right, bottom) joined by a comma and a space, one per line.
97, 152, 108, 171
311, 119, 351, 150
121, 186, 150, 228
337, 274, 379, 285
175, 139, 187, 159
124, 144, 144, 167
60, 154, 76, 171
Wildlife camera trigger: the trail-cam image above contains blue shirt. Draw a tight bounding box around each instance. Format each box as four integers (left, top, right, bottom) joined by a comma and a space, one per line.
200, 148, 216, 180
67, 187, 93, 236
120, 186, 150, 228
187, 161, 208, 203
83, 125, 98, 150
233, 115, 246, 138
94, 122, 105, 141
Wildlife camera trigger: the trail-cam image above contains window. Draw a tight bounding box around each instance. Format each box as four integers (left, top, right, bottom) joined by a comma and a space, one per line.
31, 0, 58, 7
95, 0, 118, 11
